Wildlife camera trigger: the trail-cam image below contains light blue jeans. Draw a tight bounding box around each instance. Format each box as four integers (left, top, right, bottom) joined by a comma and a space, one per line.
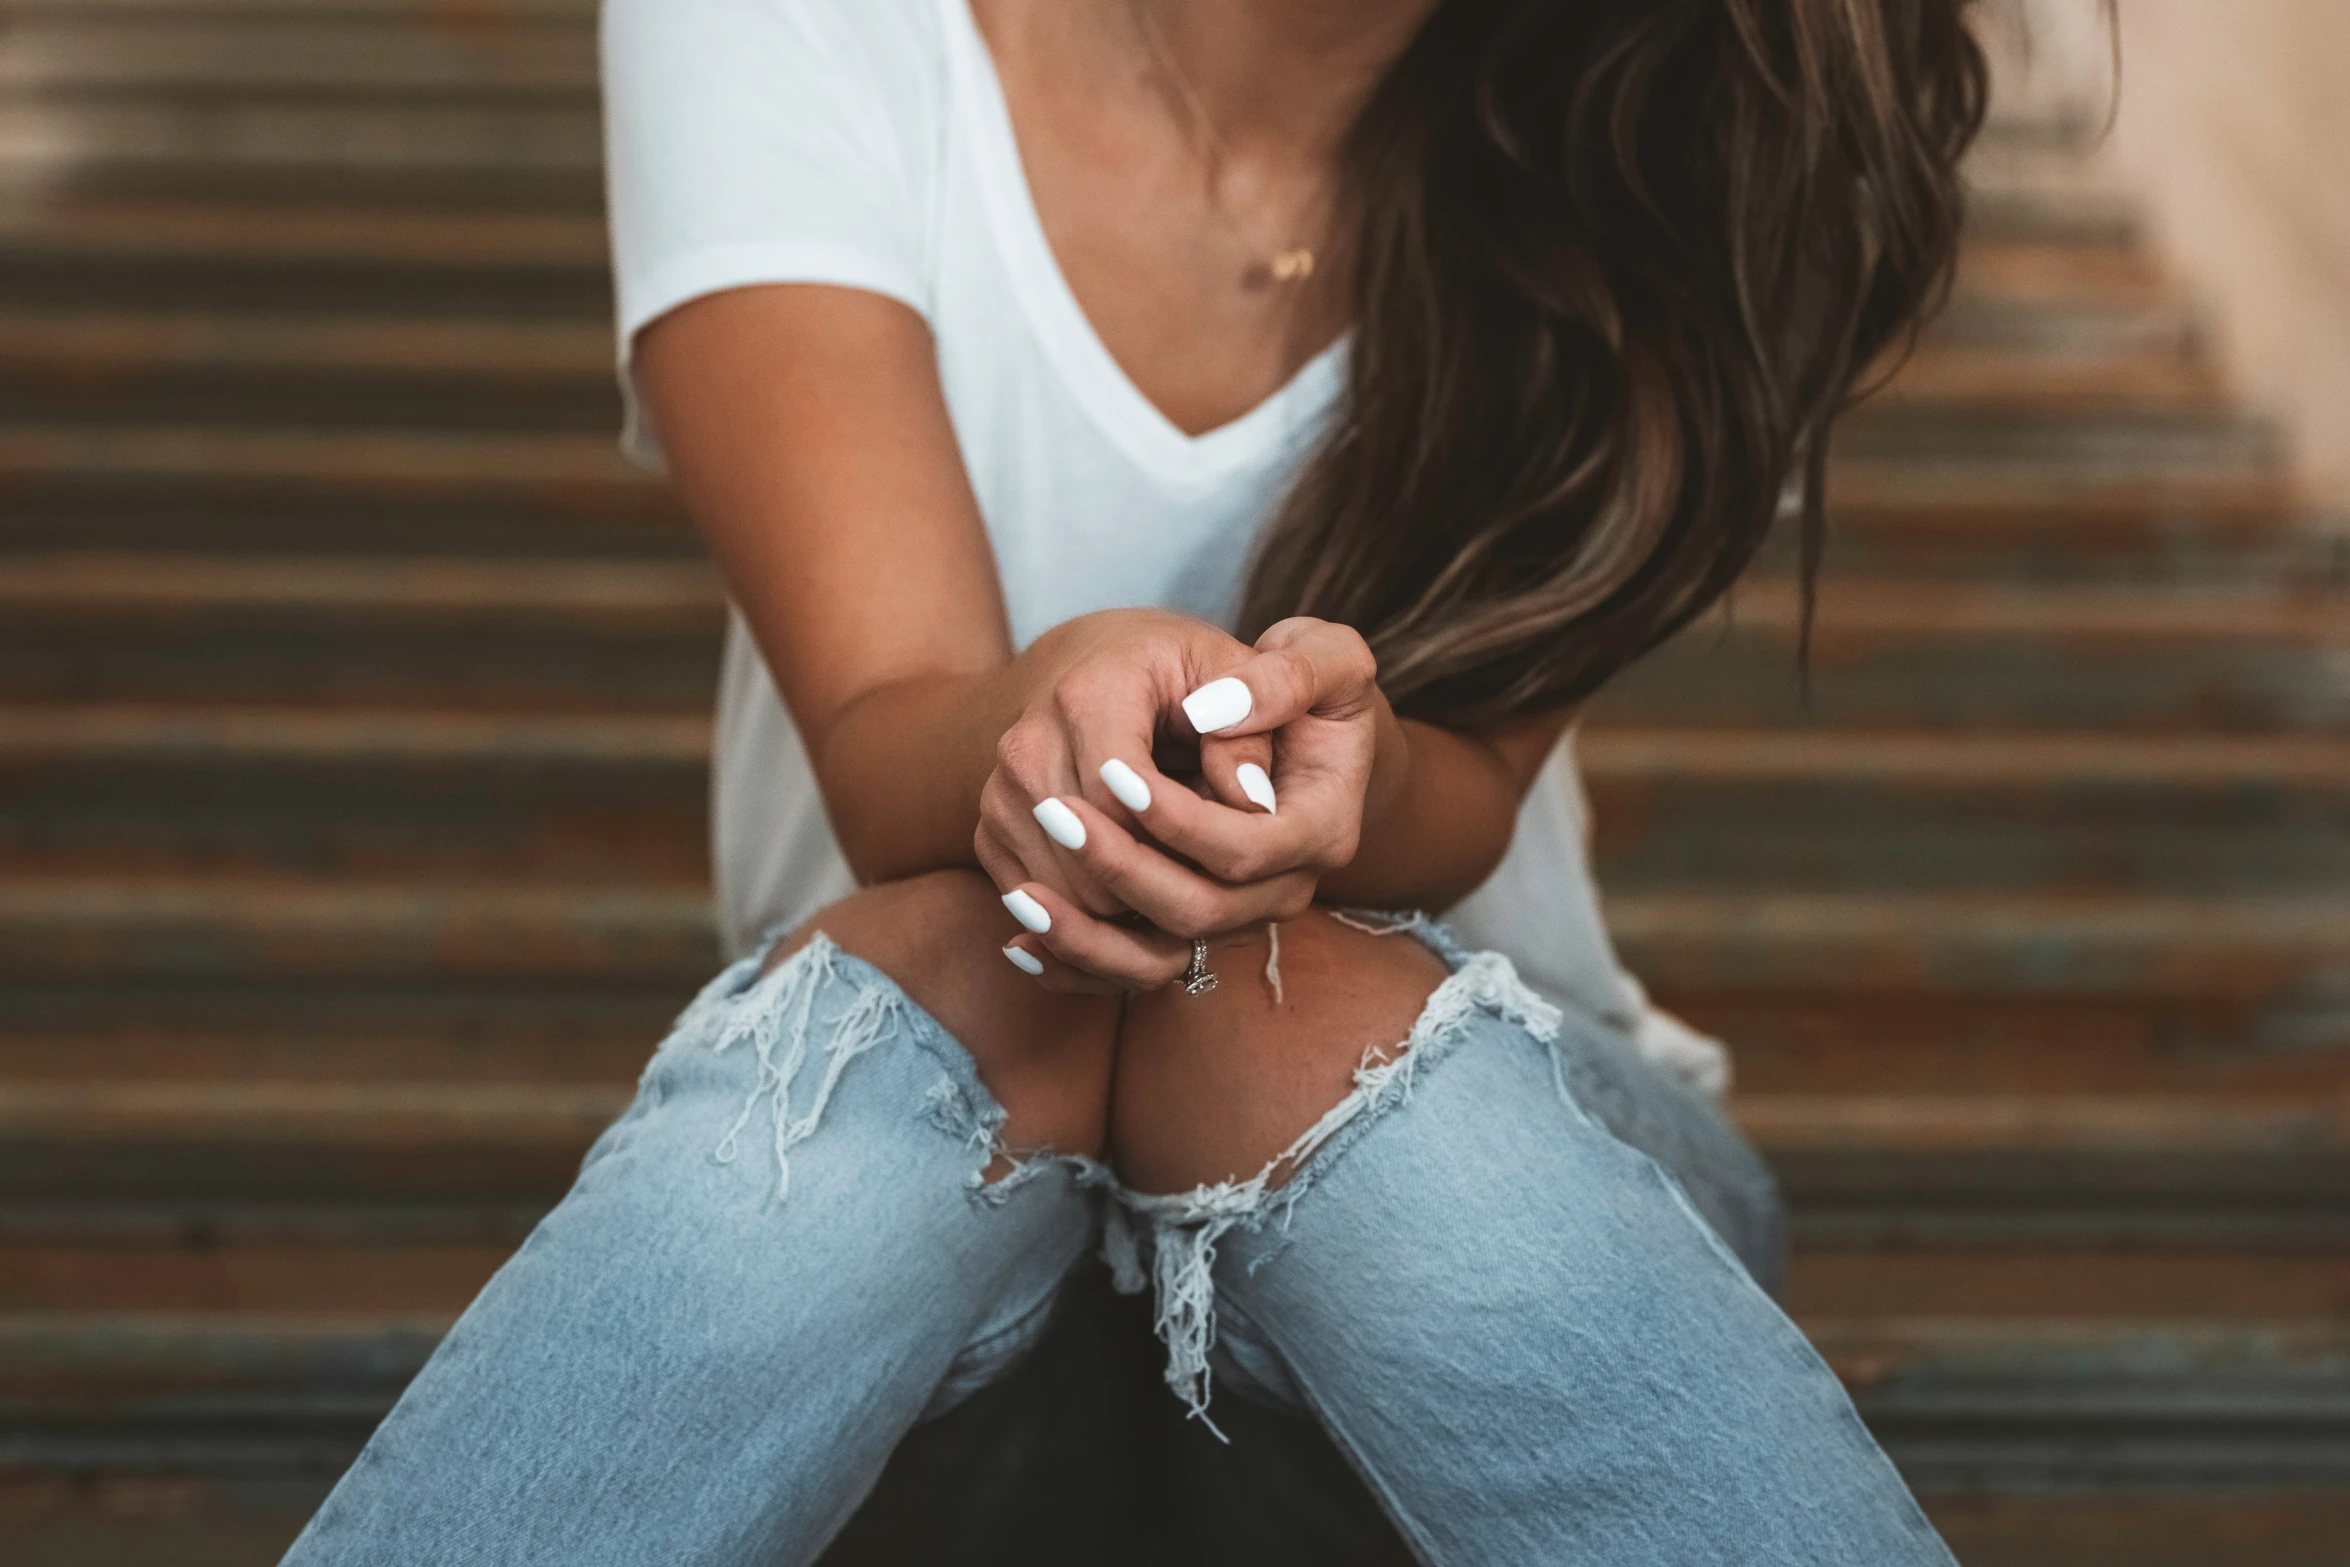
282, 919, 1956, 1566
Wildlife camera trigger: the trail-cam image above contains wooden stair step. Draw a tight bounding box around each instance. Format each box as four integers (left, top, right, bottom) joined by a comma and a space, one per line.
0, 552, 719, 620
0, 195, 610, 319
0, 555, 721, 708
1819, 1317, 2350, 1492
0, 425, 654, 494
1949, 235, 2174, 314
0, 877, 720, 983
0, 101, 602, 188
1602, 577, 2350, 731
0, 427, 684, 552
1670, 989, 2350, 1099
1869, 344, 2222, 418
1580, 728, 2350, 896
1608, 889, 2350, 999
0, 309, 619, 430
0, 12, 595, 98
0, 704, 708, 879
1923, 1489, 2350, 1567
0, 308, 610, 376
1833, 405, 2281, 472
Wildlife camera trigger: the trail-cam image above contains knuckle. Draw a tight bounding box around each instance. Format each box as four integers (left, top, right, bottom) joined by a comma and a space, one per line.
994, 724, 1039, 779
1165, 890, 1223, 941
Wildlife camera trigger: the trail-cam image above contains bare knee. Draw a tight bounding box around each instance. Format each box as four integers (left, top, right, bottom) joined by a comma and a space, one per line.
774, 870, 1119, 1163
1108, 911, 1449, 1195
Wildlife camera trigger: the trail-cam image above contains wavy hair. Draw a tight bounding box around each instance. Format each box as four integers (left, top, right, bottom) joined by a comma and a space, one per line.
1239, 0, 1991, 722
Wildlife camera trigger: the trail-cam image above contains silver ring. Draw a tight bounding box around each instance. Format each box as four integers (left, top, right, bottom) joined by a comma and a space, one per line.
1181, 937, 1218, 996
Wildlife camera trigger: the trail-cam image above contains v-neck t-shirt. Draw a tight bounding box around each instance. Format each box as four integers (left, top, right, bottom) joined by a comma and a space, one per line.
601, 0, 1728, 1092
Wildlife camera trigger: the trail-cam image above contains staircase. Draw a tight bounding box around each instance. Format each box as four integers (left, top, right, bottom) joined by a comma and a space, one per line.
1, 2, 2344, 1563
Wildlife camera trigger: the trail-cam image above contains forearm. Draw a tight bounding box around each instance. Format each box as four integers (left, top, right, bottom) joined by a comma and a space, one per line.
806, 664, 1022, 885
1315, 713, 1555, 912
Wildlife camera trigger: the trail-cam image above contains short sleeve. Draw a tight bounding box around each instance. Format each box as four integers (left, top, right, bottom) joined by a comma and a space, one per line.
600, 0, 941, 465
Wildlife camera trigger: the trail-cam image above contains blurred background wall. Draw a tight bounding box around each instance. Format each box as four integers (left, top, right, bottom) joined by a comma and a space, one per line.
2002, 0, 2350, 515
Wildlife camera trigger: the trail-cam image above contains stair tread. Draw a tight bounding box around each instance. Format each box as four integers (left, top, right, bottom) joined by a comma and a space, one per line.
0, 551, 718, 615
0, 423, 654, 486
0, 14, 595, 98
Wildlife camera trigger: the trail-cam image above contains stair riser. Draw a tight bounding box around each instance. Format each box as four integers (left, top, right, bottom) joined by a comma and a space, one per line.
0, 485, 682, 558
0, 760, 706, 880
0, 499, 689, 557
0, 251, 609, 318
1589, 775, 2350, 896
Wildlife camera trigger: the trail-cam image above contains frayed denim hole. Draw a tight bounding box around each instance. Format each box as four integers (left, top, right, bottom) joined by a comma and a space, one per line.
919, 1052, 1117, 1207
1115, 946, 1567, 1432
676, 933, 936, 1207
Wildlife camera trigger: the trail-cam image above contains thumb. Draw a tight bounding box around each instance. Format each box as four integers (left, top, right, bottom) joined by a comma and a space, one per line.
1177, 619, 1378, 740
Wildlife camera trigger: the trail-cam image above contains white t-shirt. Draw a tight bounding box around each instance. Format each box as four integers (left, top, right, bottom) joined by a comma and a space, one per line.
602, 0, 1728, 1093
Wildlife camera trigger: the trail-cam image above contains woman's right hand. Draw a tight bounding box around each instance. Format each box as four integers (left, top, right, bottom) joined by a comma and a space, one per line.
973, 609, 1308, 992
976, 611, 1389, 994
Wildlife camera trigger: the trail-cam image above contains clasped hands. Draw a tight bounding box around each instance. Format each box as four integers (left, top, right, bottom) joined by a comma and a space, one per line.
976, 608, 1392, 994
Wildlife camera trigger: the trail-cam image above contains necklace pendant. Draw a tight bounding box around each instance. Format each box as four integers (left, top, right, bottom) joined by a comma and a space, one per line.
1269, 247, 1315, 284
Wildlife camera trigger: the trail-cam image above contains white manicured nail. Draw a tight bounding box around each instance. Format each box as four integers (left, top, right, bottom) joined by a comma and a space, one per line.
1182, 676, 1253, 734
1002, 889, 1051, 933
1003, 945, 1044, 976
1235, 762, 1277, 815
1033, 797, 1086, 850
1099, 758, 1153, 813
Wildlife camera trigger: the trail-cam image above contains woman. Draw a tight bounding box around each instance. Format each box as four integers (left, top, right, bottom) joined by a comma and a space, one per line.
285, 0, 1985, 1561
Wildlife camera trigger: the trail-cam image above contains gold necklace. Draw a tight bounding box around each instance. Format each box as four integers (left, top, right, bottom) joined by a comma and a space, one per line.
1125, 0, 1319, 285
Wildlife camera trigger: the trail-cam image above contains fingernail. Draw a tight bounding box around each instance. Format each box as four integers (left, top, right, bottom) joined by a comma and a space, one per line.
1099, 758, 1153, 812
1235, 761, 1277, 815
1003, 944, 1044, 976
1002, 889, 1052, 933
1182, 676, 1253, 734
1033, 797, 1086, 850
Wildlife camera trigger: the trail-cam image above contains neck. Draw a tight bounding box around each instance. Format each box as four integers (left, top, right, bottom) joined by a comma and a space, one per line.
1126, 0, 1438, 163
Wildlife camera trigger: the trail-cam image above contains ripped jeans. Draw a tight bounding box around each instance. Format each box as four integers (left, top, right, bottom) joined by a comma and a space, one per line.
281, 920, 1955, 1567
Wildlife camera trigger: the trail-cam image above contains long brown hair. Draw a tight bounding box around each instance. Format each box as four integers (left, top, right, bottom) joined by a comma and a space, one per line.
1239, 0, 1990, 723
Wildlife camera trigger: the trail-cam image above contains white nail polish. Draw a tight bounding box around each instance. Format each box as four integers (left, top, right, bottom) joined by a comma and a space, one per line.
1235, 761, 1277, 815
1099, 758, 1153, 813
1182, 676, 1253, 734
1003, 945, 1044, 976
1033, 797, 1087, 850
1002, 889, 1051, 933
